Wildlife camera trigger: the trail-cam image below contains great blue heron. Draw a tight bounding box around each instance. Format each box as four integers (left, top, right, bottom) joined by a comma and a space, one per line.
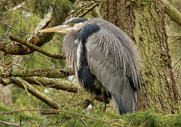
40, 18, 142, 114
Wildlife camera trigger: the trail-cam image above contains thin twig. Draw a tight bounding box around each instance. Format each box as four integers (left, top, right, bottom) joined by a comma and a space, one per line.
23, 53, 33, 67
168, 36, 181, 46
79, 3, 100, 17
5, 19, 14, 35
75, 2, 95, 17
8, 2, 25, 12
0, 21, 27, 34
172, 57, 181, 69
173, 75, 181, 79
34, 53, 62, 69
0, 120, 19, 127
78, 116, 88, 125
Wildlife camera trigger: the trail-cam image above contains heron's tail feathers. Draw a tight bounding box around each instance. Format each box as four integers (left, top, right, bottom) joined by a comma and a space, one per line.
111, 83, 137, 114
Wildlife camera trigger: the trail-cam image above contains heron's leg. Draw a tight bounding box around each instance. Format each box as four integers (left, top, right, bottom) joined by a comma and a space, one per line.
103, 92, 107, 112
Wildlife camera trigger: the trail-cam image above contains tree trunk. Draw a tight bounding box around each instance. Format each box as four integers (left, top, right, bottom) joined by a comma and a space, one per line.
100, 0, 179, 113
0, 84, 12, 107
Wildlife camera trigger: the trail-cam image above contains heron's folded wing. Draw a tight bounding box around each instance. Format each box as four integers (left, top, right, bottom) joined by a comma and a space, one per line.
87, 37, 125, 94
86, 29, 141, 92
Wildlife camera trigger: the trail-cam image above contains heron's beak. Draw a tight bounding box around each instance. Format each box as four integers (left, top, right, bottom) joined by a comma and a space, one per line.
39, 25, 73, 33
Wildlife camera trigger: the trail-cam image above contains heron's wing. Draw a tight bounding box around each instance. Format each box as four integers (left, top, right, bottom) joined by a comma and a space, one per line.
86, 28, 141, 89
86, 28, 141, 113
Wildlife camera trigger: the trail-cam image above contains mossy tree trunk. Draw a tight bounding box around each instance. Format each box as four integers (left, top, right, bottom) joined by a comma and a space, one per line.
100, 0, 179, 113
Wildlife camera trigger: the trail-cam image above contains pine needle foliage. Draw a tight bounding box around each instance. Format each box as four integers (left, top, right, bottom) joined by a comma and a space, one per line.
0, 103, 181, 127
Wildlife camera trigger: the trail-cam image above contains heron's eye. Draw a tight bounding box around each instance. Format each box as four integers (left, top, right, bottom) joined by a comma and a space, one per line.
69, 23, 74, 27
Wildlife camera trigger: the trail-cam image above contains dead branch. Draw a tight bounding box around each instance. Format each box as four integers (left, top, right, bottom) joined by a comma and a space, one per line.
0, 6, 66, 57
23, 77, 78, 93
11, 77, 60, 109
23, 76, 109, 103
0, 120, 19, 127
1, 78, 12, 86
75, 2, 95, 17
0, 41, 32, 55
29, 77, 109, 104
11, 69, 72, 78
1, 76, 108, 103
8, 34, 65, 59
161, 0, 181, 26
79, 2, 100, 17
7, 2, 25, 12
69, 0, 100, 18
0, 7, 53, 55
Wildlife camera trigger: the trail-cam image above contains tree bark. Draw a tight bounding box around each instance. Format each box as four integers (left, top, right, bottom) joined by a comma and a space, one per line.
0, 84, 12, 107
100, 0, 179, 113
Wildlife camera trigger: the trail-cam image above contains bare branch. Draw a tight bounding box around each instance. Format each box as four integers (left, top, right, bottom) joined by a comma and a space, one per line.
0, 21, 27, 34
8, 34, 65, 59
161, 0, 181, 26
172, 58, 181, 69
23, 77, 78, 93
11, 77, 60, 109
23, 76, 109, 103
74, 2, 95, 17
11, 69, 72, 78
1, 78, 12, 86
0, 120, 19, 127
79, 2, 100, 17
0, 6, 68, 56
1, 76, 108, 103
0, 41, 31, 55
8, 2, 25, 12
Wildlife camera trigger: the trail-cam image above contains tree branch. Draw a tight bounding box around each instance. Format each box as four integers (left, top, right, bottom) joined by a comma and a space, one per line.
23, 76, 109, 103
11, 77, 60, 109
1, 76, 109, 103
5, 2, 25, 13
79, 2, 100, 17
11, 69, 72, 78
0, 120, 19, 127
0, 5, 70, 56
0, 41, 31, 55
161, 0, 181, 26
23, 77, 78, 93
8, 34, 65, 59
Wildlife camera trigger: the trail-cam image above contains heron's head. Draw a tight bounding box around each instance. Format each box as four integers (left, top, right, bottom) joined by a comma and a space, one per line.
39, 18, 88, 34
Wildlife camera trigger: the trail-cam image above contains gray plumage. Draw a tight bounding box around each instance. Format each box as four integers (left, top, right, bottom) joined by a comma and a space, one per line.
44, 18, 142, 114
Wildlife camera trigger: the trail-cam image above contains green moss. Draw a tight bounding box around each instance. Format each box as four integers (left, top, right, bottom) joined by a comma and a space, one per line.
0, 103, 11, 111
122, 109, 162, 127
0, 102, 181, 127
127, 0, 152, 7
